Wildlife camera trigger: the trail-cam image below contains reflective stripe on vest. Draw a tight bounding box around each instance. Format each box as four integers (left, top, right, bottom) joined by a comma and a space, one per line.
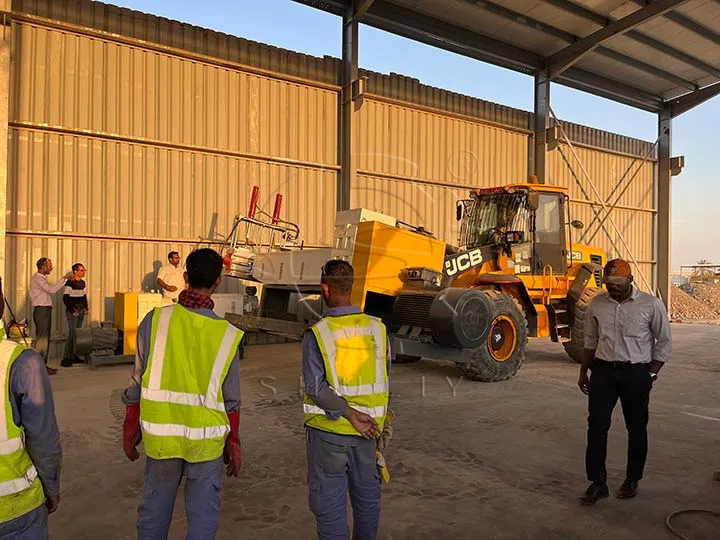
140, 305, 243, 463
0, 339, 46, 523
303, 313, 388, 436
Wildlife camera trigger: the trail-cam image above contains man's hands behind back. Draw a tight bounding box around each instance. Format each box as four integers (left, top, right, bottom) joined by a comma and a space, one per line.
343, 407, 379, 439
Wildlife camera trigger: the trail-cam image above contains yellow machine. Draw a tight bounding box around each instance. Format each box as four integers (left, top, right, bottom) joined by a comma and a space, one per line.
243, 182, 607, 383
334, 182, 605, 382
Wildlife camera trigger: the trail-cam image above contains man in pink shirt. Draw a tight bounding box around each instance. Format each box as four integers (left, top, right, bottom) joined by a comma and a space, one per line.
30, 257, 70, 375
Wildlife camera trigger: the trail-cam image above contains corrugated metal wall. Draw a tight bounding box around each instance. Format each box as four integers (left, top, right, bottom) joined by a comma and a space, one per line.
547, 143, 656, 289
353, 97, 529, 243
3, 1, 658, 358
4, 17, 338, 352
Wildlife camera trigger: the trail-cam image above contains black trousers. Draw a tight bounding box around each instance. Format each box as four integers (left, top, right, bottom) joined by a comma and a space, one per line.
586, 359, 653, 483
32, 306, 53, 366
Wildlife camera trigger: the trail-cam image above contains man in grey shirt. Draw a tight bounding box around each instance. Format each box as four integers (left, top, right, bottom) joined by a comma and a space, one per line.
578, 259, 671, 505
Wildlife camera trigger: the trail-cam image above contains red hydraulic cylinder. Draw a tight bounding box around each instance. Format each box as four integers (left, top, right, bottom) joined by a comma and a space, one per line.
248, 186, 259, 218
272, 194, 282, 224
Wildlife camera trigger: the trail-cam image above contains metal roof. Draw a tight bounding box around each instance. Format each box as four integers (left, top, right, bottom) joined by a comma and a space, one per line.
296, 0, 720, 114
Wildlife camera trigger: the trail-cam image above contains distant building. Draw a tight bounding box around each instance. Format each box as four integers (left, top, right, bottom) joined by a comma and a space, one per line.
671, 275, 689, 286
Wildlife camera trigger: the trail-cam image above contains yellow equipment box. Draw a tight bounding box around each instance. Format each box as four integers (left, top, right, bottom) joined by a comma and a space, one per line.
115, 292, 167, 355
350, 220, 446, 309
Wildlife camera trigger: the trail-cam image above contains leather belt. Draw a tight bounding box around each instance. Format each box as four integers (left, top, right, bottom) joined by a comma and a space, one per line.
595, 359, 645, 368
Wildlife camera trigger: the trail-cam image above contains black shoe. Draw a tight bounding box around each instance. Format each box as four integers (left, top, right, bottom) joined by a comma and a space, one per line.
71, 355, 84, 364
616, 479, 638, 499
580, 482, 609, 505
46, 366, 57, 375
60, 358, 73, 367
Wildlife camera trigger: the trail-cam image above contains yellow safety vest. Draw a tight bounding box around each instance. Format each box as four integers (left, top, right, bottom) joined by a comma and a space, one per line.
140, 304, 244, 463
303, 313, 389, 436
0, 339, 46, 523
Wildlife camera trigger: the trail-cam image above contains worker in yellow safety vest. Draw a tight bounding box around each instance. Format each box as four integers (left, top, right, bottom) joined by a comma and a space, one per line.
0, 276, 62, 540
121, 248, 244, 539
302, 259, 394, 540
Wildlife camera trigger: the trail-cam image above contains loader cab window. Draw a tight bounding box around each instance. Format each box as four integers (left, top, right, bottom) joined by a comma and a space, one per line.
532, 193, 566, 275
535, 194, 561, 245
463, 193, 529, 249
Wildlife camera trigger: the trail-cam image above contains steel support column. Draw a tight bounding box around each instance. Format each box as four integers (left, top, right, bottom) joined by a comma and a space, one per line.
533, 71, 550, 183
0, 8, 10, 274
339, 4, 359, 211
656, 108, 672, 308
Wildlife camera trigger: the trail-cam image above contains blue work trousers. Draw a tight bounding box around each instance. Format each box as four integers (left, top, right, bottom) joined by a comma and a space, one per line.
0, 505, 48, 540
137, 456, 223, 540
306, 428, 381, 540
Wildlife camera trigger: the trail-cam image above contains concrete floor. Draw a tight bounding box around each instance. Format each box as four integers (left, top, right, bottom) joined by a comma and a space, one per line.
47, 324, 720, 539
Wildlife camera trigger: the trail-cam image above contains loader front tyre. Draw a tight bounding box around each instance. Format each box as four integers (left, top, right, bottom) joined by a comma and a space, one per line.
393, 354, 421, 364
456, 291, 528, 382
563, 287, 605, 364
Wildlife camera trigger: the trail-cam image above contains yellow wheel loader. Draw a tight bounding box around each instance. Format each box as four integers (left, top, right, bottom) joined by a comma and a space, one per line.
381, 182, 607, 382
228, 182, 606, 382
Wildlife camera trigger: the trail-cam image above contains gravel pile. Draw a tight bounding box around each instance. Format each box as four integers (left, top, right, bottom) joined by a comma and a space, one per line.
670, 284, 720, 324
684, 283, 720, 317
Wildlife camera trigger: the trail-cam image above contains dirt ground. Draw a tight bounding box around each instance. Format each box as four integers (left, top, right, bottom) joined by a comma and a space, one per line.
46, 323, 720, 540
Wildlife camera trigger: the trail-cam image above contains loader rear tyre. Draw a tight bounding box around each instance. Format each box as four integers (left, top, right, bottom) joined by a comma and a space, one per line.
393, 354, 421, 364
563, 287, 605, 364
456, 291, 528, 382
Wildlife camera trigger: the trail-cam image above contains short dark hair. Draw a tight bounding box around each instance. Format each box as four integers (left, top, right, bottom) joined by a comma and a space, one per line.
321, 259, 354, 294
168, 251, 179, 260
186, 248, 223, 289
36, 257, 49, 270
72, 263, 84, 272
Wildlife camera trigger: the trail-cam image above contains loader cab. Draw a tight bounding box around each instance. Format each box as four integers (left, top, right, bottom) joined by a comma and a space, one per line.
458, 185, 568, 276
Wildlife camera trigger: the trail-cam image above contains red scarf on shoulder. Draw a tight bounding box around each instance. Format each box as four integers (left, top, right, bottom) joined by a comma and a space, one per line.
178, 289, 215, 310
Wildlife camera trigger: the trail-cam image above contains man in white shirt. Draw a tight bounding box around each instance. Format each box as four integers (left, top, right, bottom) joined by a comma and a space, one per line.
30, 257, 71, 375
578, 259, 671, 505
156, 251, 186, 303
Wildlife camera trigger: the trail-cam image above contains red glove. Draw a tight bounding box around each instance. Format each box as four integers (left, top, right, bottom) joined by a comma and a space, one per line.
123, 404, 142, 461
223, 410, 242, 477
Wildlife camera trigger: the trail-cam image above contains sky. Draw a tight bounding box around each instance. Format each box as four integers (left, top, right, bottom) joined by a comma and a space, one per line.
113, 0, 719, 270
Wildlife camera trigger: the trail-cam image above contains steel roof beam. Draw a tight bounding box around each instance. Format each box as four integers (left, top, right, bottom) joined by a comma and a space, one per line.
462, 1, 696, 91
555, 67, 662, 111
546, 0, 690, 80
664, 11, 720, 46
352, 0, 375, 22
292, 0, 665, 111
667, 81, 720, 118
542, 0, 720, 79
597, 48, 696, 91
363, 0, 542, 74
629, 0, 720, 47
293, 0, 348, 16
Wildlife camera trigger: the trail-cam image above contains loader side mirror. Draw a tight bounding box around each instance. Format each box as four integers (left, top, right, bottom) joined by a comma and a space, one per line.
528, 192, 539, 211
456, 201, 463, 221
571, 220, 584, 229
